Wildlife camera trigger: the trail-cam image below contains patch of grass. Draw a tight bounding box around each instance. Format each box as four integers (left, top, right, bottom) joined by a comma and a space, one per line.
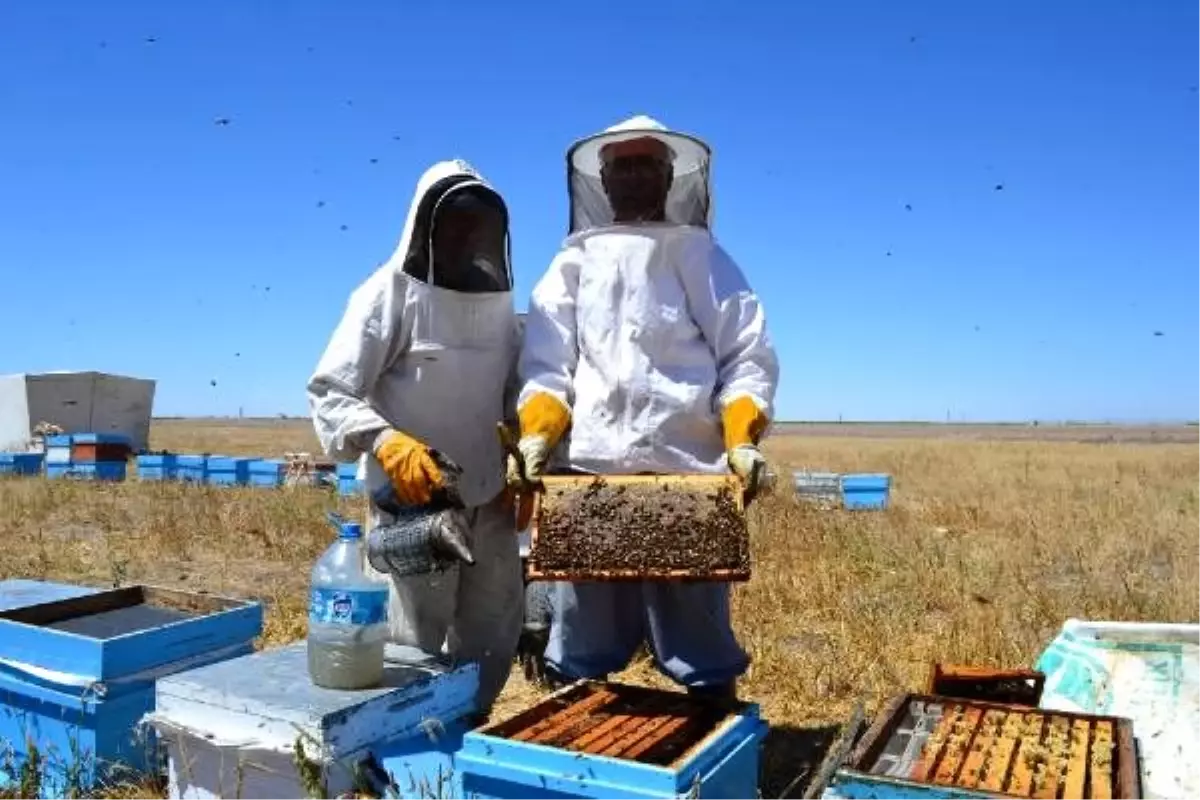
0, 421, 1195, 798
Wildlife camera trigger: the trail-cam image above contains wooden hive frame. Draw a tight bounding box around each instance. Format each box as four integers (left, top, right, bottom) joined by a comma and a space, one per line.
927, 663, 1047, 708
846, 693, 1141, 799
524, 473, 750, 582
476, 680, 747, 768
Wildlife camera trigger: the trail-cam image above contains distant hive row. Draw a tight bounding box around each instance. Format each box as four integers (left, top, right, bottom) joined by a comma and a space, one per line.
0, 433, 364, 495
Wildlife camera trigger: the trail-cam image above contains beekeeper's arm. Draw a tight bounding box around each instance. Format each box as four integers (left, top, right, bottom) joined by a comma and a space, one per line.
678, 236, 780, 493
307, 269, 456, 506
507, 247, 580, 486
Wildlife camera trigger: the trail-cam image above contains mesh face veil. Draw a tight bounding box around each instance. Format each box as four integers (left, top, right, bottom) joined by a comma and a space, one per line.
566, 115, 714, 234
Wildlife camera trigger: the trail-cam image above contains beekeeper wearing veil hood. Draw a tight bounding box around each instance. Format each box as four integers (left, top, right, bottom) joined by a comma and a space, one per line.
509, 116, 780, 699
308, 159, 523, 717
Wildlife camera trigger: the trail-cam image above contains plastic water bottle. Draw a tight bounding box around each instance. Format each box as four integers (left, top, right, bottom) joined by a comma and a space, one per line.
307, 514, 390, 690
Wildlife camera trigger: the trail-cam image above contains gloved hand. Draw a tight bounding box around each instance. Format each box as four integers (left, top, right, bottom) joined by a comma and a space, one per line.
505, 393, 571, 489
721, 395, 771, 502
505, 437, 552, 487
727, 445, 768, 497
373, 428, 461, 507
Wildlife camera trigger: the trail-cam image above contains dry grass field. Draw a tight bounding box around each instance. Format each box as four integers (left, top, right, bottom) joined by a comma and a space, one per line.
1, 419, 1197, 798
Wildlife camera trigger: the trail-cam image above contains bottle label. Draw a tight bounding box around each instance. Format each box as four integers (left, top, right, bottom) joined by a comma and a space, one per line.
308, 587, 388, 626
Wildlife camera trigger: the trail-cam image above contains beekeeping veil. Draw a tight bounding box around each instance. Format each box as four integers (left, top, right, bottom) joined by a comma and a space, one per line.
566, 115, 713, 234
386, 159, 513, 294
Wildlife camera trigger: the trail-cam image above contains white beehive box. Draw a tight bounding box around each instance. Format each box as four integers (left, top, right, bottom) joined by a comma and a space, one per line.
144, 641, 479, 799
793, 470, 842, 508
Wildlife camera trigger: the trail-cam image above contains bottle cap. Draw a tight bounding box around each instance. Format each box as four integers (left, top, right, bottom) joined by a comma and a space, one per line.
340, 522, 363, 539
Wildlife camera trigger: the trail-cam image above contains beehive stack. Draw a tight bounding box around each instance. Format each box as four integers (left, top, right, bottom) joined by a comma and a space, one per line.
857, 695, 1138, 799
527, 475, 750, 581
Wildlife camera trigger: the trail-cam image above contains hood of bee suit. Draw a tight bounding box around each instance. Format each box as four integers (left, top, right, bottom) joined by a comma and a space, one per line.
564, 114, 714, 235
382, 158, 513, 291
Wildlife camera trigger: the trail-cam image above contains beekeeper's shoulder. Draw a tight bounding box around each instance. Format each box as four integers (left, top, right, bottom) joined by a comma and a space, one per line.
545, 232, 590, 274
674, 227, 753, 296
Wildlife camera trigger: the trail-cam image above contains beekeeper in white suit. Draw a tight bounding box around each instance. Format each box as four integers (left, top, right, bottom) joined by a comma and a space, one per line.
308, 159, 523, 718
508, 116, 780, 700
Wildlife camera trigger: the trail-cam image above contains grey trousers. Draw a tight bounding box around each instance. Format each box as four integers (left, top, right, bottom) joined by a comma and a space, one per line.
543, 580, 750, 688
365, 496, 523, 712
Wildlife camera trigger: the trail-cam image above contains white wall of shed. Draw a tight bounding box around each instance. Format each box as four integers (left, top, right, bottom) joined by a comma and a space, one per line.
0, 374, 31, 451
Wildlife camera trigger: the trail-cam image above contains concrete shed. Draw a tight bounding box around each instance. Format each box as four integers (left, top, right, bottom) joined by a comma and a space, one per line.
0, 371, 156, 452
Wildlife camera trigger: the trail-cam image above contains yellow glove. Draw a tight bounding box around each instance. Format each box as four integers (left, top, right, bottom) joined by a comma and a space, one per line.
721, 396, 770, 497
373, 428, 458, 506
505, 392, 571, 488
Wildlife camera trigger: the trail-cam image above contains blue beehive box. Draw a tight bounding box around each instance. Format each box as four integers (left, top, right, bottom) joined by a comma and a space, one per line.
336, 461, 363, 496
0, 583, 262, 798
840, 473, 891, 510
0, 452, 44, 476
205, 456, 251, 486
247, 458, 286, 487
43, 434, 74, 467
459, 681, 768, 799
67, 433, 132, 447
174, 455, 208, 483
145, 641, 479, 799
45, 462, 128, 482
136, 454, 178, 481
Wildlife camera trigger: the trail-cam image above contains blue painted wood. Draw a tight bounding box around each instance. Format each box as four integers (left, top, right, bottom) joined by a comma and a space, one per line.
841, 474, 891, 510
153, 641, 478, 760
43, 435, 73, 448
821, 768, 993, 799
336, 462, 364, 496
67, 433, 132, 446
0, 586, 263, 682
205, 456, 252, 486
0, 580, 100, 612
44, 445, 73, 465
174, 455, 208, 483
0, 453, 44, 476
247, 458, 286, 487
45, 462, 127, 482
0, 643, 256, 799
459, 699, 767, 799
373, 719, 468, 798
0, 585, 259, 798
136, 454, 178, 481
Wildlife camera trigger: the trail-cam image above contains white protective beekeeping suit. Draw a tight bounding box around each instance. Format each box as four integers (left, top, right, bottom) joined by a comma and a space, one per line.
307, 160, 523, 712
520, 114, 778, 477
517, 116, 780, 690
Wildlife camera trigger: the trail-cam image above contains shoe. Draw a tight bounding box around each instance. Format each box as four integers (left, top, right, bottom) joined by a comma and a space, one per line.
687, 682, 738, 703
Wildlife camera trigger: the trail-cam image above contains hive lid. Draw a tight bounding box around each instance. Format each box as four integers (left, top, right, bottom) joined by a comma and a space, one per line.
152, 642, 479, 760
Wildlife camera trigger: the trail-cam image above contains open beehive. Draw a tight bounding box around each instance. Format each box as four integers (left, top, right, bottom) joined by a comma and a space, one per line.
477, 681, 743, 766
846, 693, 1140, 799
526, 474, 750, 581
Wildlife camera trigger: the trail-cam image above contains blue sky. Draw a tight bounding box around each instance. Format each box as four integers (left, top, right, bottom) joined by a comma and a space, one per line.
1, 1, 1196, 422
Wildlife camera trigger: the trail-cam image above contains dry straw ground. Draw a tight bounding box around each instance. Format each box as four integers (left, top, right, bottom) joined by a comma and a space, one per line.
1, 419, 1196, 798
